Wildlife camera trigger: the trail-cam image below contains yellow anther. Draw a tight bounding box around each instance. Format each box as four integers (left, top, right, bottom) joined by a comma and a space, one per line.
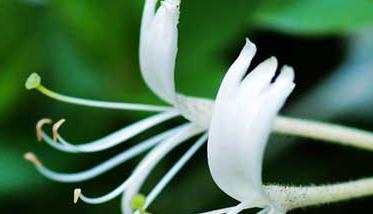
74, 188, 81, 204
23, 152, 42, 167
52, 119, 66, 143
36, 118, 52, 141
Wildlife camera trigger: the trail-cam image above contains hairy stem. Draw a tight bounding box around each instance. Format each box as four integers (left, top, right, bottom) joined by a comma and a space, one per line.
266, 177, 373, 211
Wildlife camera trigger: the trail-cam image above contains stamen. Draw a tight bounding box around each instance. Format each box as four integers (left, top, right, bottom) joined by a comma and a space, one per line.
78, 124, 200, 205
77, 178, 132, 204
42, 111, 179, 153
27, 127, 183, 183
24, 152, 42, 167
144, 133, 208, 208
74, 188, 81, 204
122, 124, 203, 214
39, 130, 78, 153
25, 73, 172, 112
36, 118, 52, 141
52, 119, 65, 143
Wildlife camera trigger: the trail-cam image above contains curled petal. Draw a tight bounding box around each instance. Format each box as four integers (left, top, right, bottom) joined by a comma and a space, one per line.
208, 39, 295, 204
218, 39, 257, 98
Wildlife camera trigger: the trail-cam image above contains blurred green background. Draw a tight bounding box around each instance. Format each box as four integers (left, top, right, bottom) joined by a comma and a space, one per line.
1, 0, 373, 213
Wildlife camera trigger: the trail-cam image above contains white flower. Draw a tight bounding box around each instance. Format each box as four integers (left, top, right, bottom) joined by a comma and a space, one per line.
207, 39, 295, 214
26, 0, 373, 213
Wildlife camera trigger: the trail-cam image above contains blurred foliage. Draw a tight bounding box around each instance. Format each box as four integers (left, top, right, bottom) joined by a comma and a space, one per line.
0, 0, 373, 213
252, 0, 373, 34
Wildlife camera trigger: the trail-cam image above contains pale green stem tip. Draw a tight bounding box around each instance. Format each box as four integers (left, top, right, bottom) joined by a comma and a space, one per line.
25, 73, 41, 90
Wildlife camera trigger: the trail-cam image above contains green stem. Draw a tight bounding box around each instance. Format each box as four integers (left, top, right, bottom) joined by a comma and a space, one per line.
266, 177, 373, 211
273, 116, 373, 151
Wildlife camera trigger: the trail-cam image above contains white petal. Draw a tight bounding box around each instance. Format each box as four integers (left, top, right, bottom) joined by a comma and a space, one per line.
240, 56, 278, 94
139, 0, 180, 104
218, 38, 256, 99
207, 40, 295, 204
140, 0, 157, 35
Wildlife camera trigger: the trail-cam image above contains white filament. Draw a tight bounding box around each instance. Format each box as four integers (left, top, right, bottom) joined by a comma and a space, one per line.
144, 133, 208, 209
31, 127, 182, 183
37, 85, 171, 112
40, 111, 179, 153
77, 124, 200, 204
121, 123, 203, 213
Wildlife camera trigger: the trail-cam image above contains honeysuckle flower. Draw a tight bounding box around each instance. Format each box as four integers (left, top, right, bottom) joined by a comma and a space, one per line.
207, 39, 295, 214
24, 0, 373, 213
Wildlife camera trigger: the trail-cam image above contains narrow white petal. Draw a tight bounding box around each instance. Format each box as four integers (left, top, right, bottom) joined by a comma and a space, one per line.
121, 123, 203, 214
139, 0, 180, 103
141, 0, 157, 35
240, 56, 278, 94
208, 39, 295, 204
218, 39, 257, 98
40, 111, 179, 153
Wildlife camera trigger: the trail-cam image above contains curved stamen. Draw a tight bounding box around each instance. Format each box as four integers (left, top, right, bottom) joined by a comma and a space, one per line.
76, 178, 131, 204
144, 133, 208, 209
39, 111, 179, 153
36, 118, 52, 141
25, 73, 172, 112
24, 126, 183, 183
39, 130, 78, 153
52, 119, 65, 143
76, 124, 201, 205
122, 124, 204, 213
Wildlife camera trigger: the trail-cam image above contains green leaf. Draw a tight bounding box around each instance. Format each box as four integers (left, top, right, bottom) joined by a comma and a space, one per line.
176, 0, 259, 98
252, 0, 373, 35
